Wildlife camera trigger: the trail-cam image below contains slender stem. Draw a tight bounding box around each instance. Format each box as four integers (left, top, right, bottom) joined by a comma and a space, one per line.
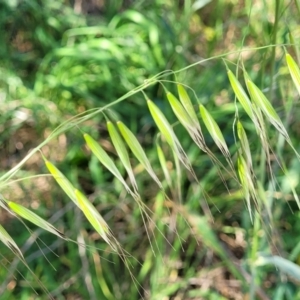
269, 0, 281, 101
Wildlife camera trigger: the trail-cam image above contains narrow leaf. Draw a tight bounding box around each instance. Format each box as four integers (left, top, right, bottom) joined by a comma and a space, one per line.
237, 120, 253, 170
286, 53, 300, 96
167, 92, 194, 129
107, 121, 138, 192
227, 70, 254, 120
8, 201, 66, 239
177, 84, 199, 125
0, 224, 24, 259
147, 99, 175, 148
117, 121, 162, 188
75, 189, 116, 250
168, 91, 207, 152
45, 159, 77, 204
156, 143, 172, 188
237, 155, 252, 221
147, 99, 194, 173
258, 255, 300, 281
84, 133, 132, 194
199, 104, 230, 159
247, 80, 290, 140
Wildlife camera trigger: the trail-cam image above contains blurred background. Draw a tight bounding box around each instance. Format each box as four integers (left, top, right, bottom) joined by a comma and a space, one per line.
1, 0, 300, 299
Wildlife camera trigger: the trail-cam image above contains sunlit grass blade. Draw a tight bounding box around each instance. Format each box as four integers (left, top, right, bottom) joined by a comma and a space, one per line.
166, 91, 206, 150
237, 155, 260, 222
0, 224, 24, 259
147, 99, 175, 147
117, 121, 162, 188
156, 143, 172, 188
237, 155, 252, 221
167, 91, 194, 130
286, 53, 300, 96
247, 80, 290, 140
227, 69, 254, 120
237, 120, 253, 170
7, 201, 66, 240
177, 84, 199, 126
107, 121, 138, 192
84, 133, 133, 195
147, 99, 195, 175
199, 104, 232, 163
75, 189, 116, 251
45, 158, 123, 265
44, 158, 77, 204
167, 90, 233, 185
247, 79, 300, 159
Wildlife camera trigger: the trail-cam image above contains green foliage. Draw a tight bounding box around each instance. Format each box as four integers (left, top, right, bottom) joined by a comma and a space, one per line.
1, 1, 300, 299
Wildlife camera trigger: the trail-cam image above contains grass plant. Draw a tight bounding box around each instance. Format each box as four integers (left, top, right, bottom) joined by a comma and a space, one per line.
1, 0, 300, 299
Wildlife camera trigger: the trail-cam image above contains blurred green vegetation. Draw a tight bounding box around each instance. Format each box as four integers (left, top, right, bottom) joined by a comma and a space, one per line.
1, 0, 300, 299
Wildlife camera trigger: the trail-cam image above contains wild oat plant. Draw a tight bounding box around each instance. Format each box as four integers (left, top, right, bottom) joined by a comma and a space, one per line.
1, 48, 300, 299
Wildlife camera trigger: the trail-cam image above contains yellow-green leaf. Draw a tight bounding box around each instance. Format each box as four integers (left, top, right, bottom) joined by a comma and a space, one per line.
8, 201, 66, 239
157, 143, 172, 188
237, 120, 253, 170
167, 92, 194, 129
227, 70, 254, 120
168, 91, 207, 152
177, 84, 199, 125
0, 224, 24, 259
107, 121, 138, 192
75, 189, 115, 250
147, 99, 175, 148
237, 155, 252, 221
117, 121, 162, 188
147, 99, 193, 172
286, 53, 300, 96
247, 80, 290, 140
199, 104, 230, 158
84, 133, 132, 194
45, 159, 77, 204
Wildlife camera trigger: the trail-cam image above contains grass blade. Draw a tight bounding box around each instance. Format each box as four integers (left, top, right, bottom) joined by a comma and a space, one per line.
147, 99, 194, 174
247, 80, 289, 140
117, 121, 162, 188
107, 121, 138, 192
286, 53, 300, 96
44, 158, 77, 204
257, 255, 300, 281
237, 155, 253, 221
84, 133, 133, 194
237, 120, 253, 170
147, 99, 175, 148
227, 69, 254, 120
167, 91, 194, 130
199, 104, 231, 162
0, 224, 24, 259
156, 143, 172, 188
177, 84, 199, 126
75, 189, 116, 250
168, 91, 210, 154
7, 201, 66, 240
